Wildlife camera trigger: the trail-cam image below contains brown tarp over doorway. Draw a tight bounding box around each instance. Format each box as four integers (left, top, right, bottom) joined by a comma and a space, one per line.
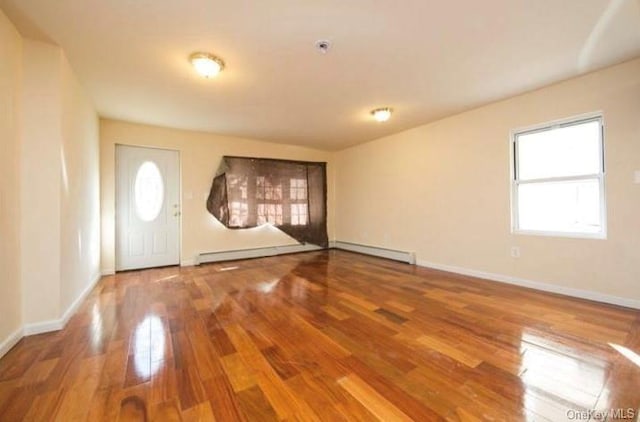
206, 156, 328, 248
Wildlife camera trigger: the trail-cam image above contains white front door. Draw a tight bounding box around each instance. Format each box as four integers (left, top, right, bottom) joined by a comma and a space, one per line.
116, 145, 180, 271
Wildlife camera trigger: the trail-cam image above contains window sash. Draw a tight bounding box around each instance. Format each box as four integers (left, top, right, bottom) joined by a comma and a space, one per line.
515, 173, 602, 185
513, 116, 604, 181
511, 115, 606, 239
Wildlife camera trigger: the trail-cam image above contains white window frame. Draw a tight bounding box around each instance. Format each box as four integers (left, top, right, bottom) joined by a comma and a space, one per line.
510, 113, 607, 239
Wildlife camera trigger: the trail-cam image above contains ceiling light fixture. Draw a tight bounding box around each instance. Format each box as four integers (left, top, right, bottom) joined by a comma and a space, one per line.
189, 52, 225, 78
371, 107, 393, 122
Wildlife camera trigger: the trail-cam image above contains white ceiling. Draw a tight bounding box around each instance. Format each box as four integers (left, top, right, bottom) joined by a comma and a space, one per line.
3, 0, 640, 150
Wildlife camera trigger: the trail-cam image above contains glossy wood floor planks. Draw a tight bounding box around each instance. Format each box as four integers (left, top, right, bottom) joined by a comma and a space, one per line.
0, 250, 638, 421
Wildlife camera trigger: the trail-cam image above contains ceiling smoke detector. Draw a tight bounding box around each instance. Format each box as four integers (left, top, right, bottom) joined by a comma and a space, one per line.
315, 40, 332, 54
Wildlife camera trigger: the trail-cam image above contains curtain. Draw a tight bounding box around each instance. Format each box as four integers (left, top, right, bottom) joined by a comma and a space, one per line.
207, 156, 328, 247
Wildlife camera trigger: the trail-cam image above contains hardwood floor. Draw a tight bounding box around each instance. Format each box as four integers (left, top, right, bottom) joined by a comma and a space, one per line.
0, 250, 638, 421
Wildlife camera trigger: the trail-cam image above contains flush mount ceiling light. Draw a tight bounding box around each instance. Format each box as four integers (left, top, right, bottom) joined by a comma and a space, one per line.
189, 52, 225, 78
371, 107, 393, 122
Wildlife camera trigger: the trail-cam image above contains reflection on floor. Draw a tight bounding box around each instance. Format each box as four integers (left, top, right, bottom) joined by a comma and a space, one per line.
0, 250, 638, 421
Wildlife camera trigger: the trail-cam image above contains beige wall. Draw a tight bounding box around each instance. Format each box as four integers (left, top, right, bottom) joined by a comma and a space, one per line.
59, 50, 101, 312
0, 9, 23, 346
336, 58, 640, 303
20, 40, 62, 324
100, 119, 334, 272
19, 39, 101, 326
0, 29, 101, 344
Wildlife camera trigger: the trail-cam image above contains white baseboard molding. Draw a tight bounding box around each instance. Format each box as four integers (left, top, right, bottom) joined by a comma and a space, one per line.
23, 271, 103, 336
417, 259, 640, 310
23, 319, 64, 336
60, 271, 102, 327
101, 269, 115, 276
198, 243, 325, 265
333, 241, 416, 264
180, 259, 196, 267
0, 327, 24, 359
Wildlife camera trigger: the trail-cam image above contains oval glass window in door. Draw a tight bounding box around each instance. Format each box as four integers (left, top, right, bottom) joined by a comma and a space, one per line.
134, 161, 164, 222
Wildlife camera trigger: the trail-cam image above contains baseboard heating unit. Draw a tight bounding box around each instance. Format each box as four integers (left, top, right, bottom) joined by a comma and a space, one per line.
332, 241, 416, 264
197, 243, 324, 265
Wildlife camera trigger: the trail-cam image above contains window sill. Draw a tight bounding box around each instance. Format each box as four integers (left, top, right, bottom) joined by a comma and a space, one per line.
512, 229, 607, 240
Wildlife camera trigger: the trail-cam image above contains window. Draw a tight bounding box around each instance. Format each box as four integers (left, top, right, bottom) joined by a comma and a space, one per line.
227, 175, 248, 226
290, 178, 307, 201
291, 203, 308, 226
229, 201, 248, 227
512, 116, 605, 238
290, 178, 308, 226
257, 176, 284, 225
134, 161, 164, 222
257, 203, 283, 225
256, 176, 282, 201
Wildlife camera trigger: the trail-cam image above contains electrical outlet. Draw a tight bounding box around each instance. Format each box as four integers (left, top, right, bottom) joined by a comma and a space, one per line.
511, 246, 520, 258
634, 170, 640, 184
